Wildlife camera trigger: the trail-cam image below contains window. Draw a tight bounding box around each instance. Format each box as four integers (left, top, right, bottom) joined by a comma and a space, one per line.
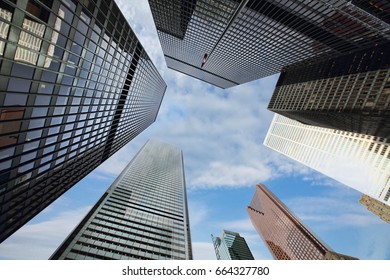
4, 94, 28, 106
7, 79, 31, 92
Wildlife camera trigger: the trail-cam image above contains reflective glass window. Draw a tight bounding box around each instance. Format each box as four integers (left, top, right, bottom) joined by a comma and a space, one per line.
38, 83, 55, 94
34, 95, 51, 105
26, 130, 42, 140
31, 107, 48, 117
0, 160, 11, 171
18, 162, 34, 173
11, 64, 34, 79
20, 151, 37, 163
4, 94, 28, 106
23, 140, 40, 152
7, 79, 31, 92
29, 118, 45, 129
0, 146, 15, 160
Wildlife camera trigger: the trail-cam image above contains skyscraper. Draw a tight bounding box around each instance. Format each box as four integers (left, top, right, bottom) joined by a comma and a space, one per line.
268, 42, 390, 139
0, 0, 166, 243
247, 184, 357, 260
264, 114, 390, 205
50, 139, 192, 260
212, 229, 254, 260
359, 194, 390, 224
148, 0, 388, 88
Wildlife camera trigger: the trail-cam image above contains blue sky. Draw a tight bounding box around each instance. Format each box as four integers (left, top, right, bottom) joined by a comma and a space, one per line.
0, 0, 389, 260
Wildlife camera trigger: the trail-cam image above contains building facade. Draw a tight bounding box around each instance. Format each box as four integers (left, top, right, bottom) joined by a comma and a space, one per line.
50, 139, 192, 260
268, 42, 390, 139
247, 184, 356, 260
212, 229, 254, 260
148, 0, 388, 88
264, 114, 390, 205
359, 194, 390, 224
0, 0, 166, 243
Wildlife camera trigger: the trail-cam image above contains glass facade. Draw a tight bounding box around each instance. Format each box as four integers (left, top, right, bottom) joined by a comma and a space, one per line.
247, 184, 356, 260
268, 43, 390, 139
50, 139, 192, 260
148, 0, 388, 88
264, 114, 390, 205
0, 0, 166, 243
212, 229, 254, 260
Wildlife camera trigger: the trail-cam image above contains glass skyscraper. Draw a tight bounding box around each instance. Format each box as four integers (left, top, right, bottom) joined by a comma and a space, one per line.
0, 0, 166, 243
148, 0, 388, 88
247, 183, 357, 260
264, 114, 390, 205
268, 42, 390, 139
50, 139, 192, 260
212, 229, 254, 260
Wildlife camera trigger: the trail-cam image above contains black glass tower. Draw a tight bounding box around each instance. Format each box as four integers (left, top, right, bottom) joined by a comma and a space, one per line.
268, 42, 390, 139
0, 0, 166, 243
50, 139, 192, 260
148, 0, 388, 88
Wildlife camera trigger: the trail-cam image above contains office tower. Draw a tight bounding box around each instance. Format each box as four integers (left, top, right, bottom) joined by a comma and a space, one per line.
148, 0, 388, 88
247, 184, 357, 260
359, 194, 390, 224
50, 139, 192, 260
0, 0, 166, 244
211, 230, 254, 260
268, 42, 390, 139
264, 114, 390, 205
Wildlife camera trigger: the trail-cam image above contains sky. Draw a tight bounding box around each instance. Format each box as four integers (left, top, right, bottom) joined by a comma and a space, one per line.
0, 0, 389, 260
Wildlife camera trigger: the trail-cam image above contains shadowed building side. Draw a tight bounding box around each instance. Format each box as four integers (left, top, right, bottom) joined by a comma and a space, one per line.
148, 0, 389, 88
268, 43, 390, 139
0, 0, 166, 244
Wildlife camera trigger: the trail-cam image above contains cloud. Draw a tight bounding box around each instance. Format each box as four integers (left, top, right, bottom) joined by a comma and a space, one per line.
218, 218, 255, 232
192, 242, 217, 260
0, 206, 91, 260
285, 195, 383, 230
188, 201, 209, 228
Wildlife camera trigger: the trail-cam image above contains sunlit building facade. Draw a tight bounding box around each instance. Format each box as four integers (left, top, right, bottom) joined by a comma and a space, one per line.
0, 0, 166, 243
212, 230, 254, 260
51, 139, 192, 260
264, 114, 390, 205
247, 184, 357, 260
359, 194, 390, 224
148, 0, 389, 88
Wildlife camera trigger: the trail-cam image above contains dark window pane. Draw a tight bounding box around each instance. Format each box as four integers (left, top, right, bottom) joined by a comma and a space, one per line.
31, 107, 48, 117
34, 95, 51, 105
4, 94, 28, 106
37, 83, 54, 94
11, 64, 34, 79
7, 79, 31, 92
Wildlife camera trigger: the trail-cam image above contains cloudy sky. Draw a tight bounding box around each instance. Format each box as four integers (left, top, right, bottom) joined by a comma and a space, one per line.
1, 0, 389, 260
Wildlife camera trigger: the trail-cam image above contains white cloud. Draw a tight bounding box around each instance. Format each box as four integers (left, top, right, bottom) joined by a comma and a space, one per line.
218, 218, 255, 232
0, 206, 91, 260
188, 201, 209, 228
285, 195, 383, 230
192, 242, 217, 260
